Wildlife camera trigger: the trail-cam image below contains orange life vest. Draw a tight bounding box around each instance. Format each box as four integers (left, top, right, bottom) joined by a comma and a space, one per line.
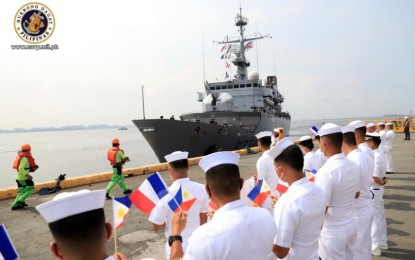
12, 151, 39, 172
107, 147, 124, 166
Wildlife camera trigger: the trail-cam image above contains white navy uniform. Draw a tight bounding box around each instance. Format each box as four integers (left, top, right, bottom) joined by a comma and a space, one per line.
347, 148, 374, 260
371, 149, 388, 251
303, 151, 321, 172
358, 142, 374, 158
314, 149, 327, 169
385, 129, 395, 172
272, 177, 326, 260
315, 153, 360, 260
184, 199, 276, 260
149, 178, 209, 259
378, 129, 387, 154
257, 150, 280, 213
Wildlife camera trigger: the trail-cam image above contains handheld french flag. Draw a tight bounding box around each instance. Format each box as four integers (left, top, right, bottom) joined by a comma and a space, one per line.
247, 179, 271, 206
168, 185, 197, 213
0, 224, 19, 260
113, 196, 132, 229
276, 181, 289, 194
305, 169, 318, 182
309, 126, 319, 136
129, 172, 168, 216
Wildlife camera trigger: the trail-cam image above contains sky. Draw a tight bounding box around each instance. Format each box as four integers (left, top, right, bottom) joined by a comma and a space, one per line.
1, 0, 414, 129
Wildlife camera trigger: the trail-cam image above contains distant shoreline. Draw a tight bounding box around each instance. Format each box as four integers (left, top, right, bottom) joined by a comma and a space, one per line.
0, 124, 134, 134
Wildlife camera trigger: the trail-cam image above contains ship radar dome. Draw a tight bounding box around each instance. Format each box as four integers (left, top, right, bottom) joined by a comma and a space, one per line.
249, 71, 259, 81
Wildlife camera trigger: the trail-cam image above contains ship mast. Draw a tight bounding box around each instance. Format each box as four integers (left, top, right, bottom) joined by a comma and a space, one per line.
214, 7, 271, 80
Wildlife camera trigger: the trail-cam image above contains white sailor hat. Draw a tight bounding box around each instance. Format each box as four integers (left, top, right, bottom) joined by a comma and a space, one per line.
404, 116, 409, 119
255, 131, 272, 139
319, 123, 342, 137
365, 132, 381, 140
199, 151, 240, 173
36, 189, 106, 223
342, 125, 355, 134
164, 151, 189, 163
273, 128, 280, 132
377, 122, 385, 126
349, 120, 365, 129
299, 135, 312, 142
366, 123, 375, 128
386, 122, 394, 126
268, 137, 295, 159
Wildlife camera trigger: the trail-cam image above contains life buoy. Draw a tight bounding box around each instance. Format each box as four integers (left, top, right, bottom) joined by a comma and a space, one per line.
107, 148, 124, 166
12, 151, 39, 172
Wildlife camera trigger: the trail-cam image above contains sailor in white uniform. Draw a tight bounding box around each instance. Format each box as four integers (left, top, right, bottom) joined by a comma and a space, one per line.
366, 122, 376, 133
272, 128, 280, 146
366, 133, 388, 256
377, 122, 387, 154
315, 123, 360, 260
314, 135, 328, 168
342, 125, 374, 260
149, 151, 209, 260
385, 122, 395, 174
268, 138, 326, 260
36, 189, 125, 260
255, 131, 279, 213
169, 151, 276, 260
299, 135, 322, 172
349, 120, 374, 158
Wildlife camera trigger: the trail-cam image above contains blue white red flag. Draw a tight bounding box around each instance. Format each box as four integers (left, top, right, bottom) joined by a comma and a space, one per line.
247, 179, 271, 206
309, 126, 319, 135
276, 181, 289, 194
168, 185, 197, 213
129, 172, 168, 215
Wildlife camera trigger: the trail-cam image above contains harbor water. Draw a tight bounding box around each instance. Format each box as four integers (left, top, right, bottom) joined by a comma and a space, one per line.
0, 117, 381, 189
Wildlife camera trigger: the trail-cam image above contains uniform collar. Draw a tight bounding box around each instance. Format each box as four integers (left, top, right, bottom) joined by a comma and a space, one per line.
214, 199, 245, 218
170, 177, 190, 189
289, 177, 308, 189
328, 153, 345, 161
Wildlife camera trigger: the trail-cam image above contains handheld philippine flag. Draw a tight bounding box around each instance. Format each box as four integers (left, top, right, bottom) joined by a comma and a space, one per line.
113, 196, 132, 229
168, 185, 197, 213
208, 199, 219, 211
276, 181, 289, 194
0, 224, 19, 260
309, 126, 319, 135
305, 169, 318, 182
129, 172, 168, 216
247, 179, 271, 206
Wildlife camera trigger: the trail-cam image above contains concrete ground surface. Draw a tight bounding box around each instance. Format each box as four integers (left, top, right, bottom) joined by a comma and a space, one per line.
0, 133, 414, 259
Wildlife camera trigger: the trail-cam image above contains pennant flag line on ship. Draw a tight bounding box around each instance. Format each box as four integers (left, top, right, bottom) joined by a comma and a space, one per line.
113, 196, 132, 229
276, 181, 289, 194
0, 224, 19, 260
244, 41, 253, 49
129, 172, 168, 216
247, 179, 271, 206
168, 185, 197, 213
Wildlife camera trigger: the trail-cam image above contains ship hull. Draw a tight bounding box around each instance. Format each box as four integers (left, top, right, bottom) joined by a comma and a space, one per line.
132, 113, 290, 162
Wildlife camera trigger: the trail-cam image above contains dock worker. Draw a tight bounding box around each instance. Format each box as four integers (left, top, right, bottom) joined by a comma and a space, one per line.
403, 116, 410, 140
315, 123, 360, 260
377, 122, 387, 154
149, 151, 209, 260
271, 128, 280, 146
36, 189, 127, 260
11, 143, 39, 210
366, 123, 376, 133
268, 137, 326, 259
385, 122, 395, 174
349, 120, 374, 158
106, 138, 132, 200
169, 151, 276, 260
254, 131, 279, 212
342, 125, 374, 260
365, 133, 388, 256
299, 135, 321, 172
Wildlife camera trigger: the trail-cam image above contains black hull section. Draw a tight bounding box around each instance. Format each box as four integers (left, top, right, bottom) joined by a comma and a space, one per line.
132, 115, 290, 162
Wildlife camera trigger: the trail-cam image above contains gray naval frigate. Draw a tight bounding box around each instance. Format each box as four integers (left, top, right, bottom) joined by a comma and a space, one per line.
133, 8, 291, 162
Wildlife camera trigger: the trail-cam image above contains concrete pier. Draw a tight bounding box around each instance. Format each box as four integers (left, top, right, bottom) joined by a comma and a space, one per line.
0, 134, 414, 259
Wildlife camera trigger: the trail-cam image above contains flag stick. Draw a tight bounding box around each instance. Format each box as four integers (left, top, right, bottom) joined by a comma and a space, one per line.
112, 196, 118, 254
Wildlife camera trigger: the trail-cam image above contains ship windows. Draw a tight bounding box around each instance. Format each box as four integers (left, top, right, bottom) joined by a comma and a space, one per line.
234, 85, 239, 88
246, 84, 252, 88
240, 84, 246, 88
228, 85, 233, 89
221, 85, 227, 89
210, 87, 215, 90
253, 83, 258, 87
215, 86, 221, 90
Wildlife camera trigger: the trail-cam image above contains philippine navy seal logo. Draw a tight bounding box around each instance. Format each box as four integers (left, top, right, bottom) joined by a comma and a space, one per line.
14, 2, 55, 44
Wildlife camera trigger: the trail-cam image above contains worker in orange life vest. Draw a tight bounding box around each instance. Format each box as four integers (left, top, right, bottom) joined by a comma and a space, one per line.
106, 138, 132, 199
11, 143, 39, 210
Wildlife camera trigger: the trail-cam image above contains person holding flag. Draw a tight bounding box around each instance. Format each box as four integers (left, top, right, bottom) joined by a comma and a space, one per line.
267, 137, 326, 259
169, 151, 276, 260
149, 151, 208, 260
36, 189, 127, 260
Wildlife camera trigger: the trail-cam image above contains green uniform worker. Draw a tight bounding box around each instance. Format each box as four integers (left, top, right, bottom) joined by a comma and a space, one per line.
12, 143, 38, 210
106, 138, 132, 199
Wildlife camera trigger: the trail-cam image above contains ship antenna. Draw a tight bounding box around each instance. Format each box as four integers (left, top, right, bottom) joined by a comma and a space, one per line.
202, 32, 206, 84
272, 39, 277, 76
